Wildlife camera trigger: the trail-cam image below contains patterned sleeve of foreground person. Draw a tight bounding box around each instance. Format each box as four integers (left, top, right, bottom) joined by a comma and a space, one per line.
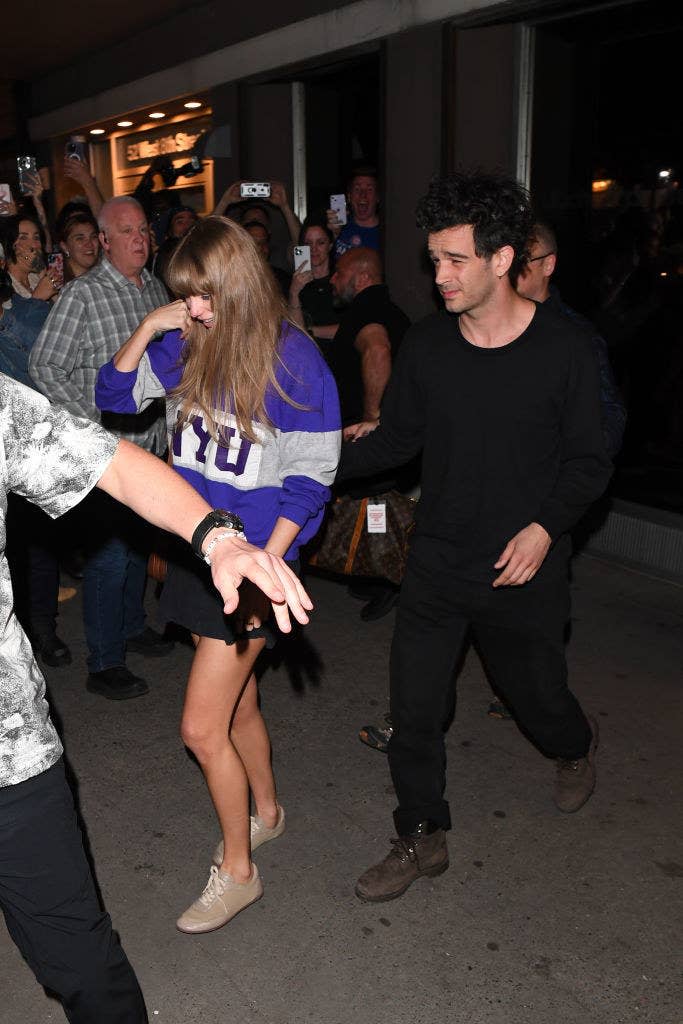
4, 374, 312, 631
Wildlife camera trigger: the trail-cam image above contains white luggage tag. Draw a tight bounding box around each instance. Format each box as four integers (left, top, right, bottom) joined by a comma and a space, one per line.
366, 502, 387, 534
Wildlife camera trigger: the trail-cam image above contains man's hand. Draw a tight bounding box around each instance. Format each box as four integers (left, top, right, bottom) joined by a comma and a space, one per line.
343, 420, 379, 442
325, 209, 342, 239
492, 522, 551, 587
209, 536, 313, 632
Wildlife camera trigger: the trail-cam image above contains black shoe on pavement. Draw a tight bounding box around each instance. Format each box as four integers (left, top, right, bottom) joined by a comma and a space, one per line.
360, 587, 398, 622
86, 666, 149, 701
355, 823, 449, 902
126, 626, 174, 657
33, 632, 72, 668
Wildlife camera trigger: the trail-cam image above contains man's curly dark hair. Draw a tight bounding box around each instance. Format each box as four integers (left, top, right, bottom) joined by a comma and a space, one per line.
416, 170, 534, 279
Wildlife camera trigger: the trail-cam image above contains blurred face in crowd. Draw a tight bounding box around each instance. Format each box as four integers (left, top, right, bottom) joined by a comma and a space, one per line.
428, 224, 504, 315
62, 223, 99, 274
185, 294, 214, 329
303, 225, 332, 273
170, 210, 197, 239
246, 224, 270, 261
330, 252, 360, 305
516, 237, 556, 303
348, 175, 378, 226
14, 219, 42, 266
100, 202, 150, 279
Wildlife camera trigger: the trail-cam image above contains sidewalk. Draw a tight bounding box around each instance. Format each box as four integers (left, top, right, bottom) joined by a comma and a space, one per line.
2, 554, 681, 1024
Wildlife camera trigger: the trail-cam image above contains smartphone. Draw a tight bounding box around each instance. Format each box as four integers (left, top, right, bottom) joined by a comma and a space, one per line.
17, 156, 38, 195
47, 252, 64, 276
293, 245, 310, 272
329, 193, 347, 227
240, 182, 271, 199
65, 136, 87, 162
0, 183, 11, 212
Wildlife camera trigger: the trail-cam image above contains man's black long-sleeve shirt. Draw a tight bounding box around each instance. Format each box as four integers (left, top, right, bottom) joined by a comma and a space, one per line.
339, 302, 613, 583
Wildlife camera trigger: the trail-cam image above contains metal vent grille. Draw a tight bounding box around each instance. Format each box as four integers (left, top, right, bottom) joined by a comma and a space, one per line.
585, 504, 683, 580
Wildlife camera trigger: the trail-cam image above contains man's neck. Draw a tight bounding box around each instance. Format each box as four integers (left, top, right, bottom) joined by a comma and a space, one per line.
353, 214, 379, 229
459, 288, 536, 349
109, 256, 144, 289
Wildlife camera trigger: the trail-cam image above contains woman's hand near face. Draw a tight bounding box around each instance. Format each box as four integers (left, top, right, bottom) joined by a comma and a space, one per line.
32, 270, 59, 302
144, 300, 192, 339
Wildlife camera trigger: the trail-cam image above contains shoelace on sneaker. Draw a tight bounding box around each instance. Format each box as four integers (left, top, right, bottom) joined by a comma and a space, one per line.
198, 865, 227, 907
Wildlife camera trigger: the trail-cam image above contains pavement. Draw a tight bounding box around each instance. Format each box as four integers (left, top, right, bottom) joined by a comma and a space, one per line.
2, 553, 682, 1024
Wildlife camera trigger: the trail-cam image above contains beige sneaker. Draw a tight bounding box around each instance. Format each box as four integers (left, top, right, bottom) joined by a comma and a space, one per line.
176, 864, 263, 934
212, 805, 285, 867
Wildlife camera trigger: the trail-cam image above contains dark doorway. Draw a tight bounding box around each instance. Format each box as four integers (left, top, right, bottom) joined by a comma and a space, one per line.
303, 54, 380, 221
531, 1, 683, 512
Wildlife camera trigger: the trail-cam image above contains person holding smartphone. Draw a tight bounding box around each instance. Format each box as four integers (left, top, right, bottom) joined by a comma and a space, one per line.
327, 168, 381, 259
288, 219, 340, 342
1, 214, 62, 301
95, 215, 341, 934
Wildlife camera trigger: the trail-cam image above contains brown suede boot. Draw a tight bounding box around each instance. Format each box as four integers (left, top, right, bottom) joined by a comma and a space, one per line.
553, 715, 599, 813
355, 827, 449, 902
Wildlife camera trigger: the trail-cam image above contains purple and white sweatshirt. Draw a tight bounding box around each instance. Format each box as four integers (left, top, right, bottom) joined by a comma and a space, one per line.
95, 323, 341, 559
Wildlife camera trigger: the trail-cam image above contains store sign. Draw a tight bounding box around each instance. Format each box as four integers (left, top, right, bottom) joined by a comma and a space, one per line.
117, 116, 211, 170
126, 131, 201, 162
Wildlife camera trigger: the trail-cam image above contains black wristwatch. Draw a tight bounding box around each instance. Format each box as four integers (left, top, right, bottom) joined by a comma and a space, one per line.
191, 509, 246, 561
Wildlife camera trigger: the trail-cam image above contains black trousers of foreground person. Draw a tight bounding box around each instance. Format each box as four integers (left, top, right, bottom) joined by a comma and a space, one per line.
0, 760, 147, 1023
388, 535, 592, 835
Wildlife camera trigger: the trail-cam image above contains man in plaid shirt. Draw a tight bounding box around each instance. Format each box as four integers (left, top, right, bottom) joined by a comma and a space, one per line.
30, 196, 181, 700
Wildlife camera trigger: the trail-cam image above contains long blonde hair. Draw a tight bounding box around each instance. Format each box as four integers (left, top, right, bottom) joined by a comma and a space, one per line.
166, 215, 292, 444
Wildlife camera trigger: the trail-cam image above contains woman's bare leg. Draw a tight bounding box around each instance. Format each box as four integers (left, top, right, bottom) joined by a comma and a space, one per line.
230, 673, 279, 828
180, 636, 266, 881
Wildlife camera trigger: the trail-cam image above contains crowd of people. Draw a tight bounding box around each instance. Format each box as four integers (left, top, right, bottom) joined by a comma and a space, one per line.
0, 157, 624, 1021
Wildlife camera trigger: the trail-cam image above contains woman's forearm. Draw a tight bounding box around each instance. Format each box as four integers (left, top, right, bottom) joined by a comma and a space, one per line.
112, 320, 156, 371
264, 517, 301, 558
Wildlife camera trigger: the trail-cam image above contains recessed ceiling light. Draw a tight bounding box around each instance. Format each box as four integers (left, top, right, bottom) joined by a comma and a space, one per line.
90, 128, 105, 135
148, 111, 165, 119
117, 120, 133, 128
184, 101, 202, 109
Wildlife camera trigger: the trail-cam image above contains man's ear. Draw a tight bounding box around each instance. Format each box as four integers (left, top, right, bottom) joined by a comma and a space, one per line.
543, 253, 557, 278
493, 245, 515, 278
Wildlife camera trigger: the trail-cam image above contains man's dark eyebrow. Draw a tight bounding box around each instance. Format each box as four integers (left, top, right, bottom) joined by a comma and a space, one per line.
428, 248, 469, 259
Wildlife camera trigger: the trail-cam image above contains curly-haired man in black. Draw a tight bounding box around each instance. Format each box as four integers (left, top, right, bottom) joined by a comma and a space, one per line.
340, 170, 612, 902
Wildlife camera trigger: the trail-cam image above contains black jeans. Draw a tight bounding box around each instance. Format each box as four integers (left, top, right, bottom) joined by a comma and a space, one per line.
6, 494, 60, 637
0, 760, 147, 1023
388, 536, 591, 835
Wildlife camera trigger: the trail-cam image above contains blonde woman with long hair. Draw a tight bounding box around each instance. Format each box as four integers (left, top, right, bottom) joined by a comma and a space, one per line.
96, 216, 341, 933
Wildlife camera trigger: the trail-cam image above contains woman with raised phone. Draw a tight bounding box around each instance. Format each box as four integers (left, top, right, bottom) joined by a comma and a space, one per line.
95, 216, 341, 934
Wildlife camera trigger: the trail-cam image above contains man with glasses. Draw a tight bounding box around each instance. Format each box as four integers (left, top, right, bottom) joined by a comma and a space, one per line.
517, 221, 626, 460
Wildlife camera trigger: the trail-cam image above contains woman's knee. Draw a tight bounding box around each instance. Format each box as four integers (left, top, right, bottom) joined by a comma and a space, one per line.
180, 717, 224, 759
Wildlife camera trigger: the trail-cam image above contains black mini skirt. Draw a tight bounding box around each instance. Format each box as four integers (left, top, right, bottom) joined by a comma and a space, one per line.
159, 541, 297, 648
